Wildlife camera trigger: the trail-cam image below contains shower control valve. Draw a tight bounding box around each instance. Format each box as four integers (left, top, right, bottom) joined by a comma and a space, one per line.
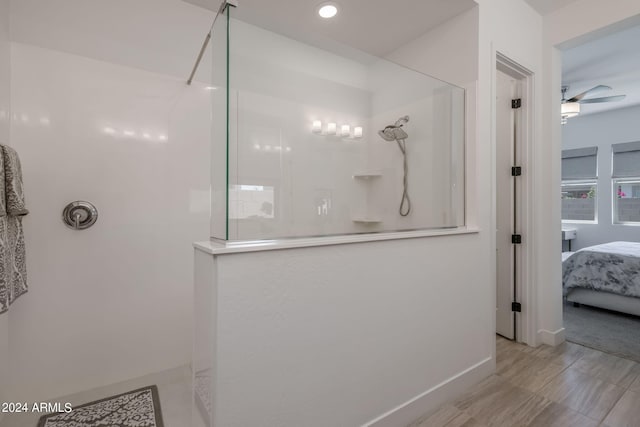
62, 201, 98, 230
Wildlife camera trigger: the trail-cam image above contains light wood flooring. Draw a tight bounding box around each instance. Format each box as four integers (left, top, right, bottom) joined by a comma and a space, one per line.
408, 336, 640, 427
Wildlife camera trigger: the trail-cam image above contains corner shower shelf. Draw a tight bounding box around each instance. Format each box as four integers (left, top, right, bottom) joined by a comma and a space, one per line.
352, 173, 382, 179
352, 217, 382, 224
352, 172, 382, 224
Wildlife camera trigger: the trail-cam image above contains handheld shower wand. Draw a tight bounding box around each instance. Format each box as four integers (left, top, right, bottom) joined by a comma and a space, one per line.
378, 116, 411, 217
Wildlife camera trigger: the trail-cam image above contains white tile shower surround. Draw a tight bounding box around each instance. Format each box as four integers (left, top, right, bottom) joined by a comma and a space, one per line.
7, 42, 211, 401
0, 366, 194, 427
214, 19, 466, 241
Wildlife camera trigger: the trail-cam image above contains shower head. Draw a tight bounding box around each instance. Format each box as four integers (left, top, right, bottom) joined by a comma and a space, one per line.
378, 115, 410, 141
378, 115, 412, 216
394, 115, 410, 127
378, 127, 407, 141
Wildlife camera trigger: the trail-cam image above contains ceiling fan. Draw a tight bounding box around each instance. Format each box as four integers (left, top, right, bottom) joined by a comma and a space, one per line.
561, 85, 626, 124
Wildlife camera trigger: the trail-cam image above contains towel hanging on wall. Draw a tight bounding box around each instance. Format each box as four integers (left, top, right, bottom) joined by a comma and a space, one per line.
0, 144, 28, 314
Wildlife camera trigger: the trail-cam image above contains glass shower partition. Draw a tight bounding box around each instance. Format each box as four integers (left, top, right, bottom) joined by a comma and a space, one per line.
210, 4, 229, 240
194, 6, 229, 426
210, 7, 466, 242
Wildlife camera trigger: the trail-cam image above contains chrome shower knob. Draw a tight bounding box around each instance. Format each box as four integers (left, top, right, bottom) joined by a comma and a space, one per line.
62, 201, 98, 230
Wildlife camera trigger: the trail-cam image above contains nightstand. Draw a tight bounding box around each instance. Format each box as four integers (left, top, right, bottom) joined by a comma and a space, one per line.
562, 228, 577, 251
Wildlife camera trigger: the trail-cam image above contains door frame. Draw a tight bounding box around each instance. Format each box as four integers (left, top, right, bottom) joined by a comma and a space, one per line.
494, 52, 535, 345
495, 68, 518, 340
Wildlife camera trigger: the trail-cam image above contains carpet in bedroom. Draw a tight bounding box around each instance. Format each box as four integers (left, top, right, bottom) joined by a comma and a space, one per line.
563, 300, 640, 363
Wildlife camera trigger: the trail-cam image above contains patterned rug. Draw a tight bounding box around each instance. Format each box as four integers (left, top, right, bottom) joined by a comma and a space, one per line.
37, 385, 164, 427
194, 371, 212, 425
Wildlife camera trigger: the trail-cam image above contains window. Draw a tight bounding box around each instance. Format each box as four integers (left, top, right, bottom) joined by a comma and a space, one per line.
561, 147, 597, 222
612, 141, 640, 224
228, 185, 275, 220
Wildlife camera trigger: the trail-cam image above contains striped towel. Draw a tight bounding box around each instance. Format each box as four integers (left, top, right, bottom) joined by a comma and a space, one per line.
0, 145, 28, 314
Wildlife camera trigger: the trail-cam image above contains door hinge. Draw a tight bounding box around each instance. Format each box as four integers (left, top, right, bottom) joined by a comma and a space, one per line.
512, 98, 522, 109
512, 234, 522, 244
512, 302, 522, 312
511, 166, 522, 176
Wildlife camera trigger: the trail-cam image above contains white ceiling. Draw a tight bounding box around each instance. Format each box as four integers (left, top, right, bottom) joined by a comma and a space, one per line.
184, 0, 639, 119
183, 0, 477, 57
562, 23, 640, 116
524, 0, 579, 15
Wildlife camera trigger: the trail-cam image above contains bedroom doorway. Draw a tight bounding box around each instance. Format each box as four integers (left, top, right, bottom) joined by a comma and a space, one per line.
559, 21, 640, 362
495, 53, 533, 343
496, 68, 521, 340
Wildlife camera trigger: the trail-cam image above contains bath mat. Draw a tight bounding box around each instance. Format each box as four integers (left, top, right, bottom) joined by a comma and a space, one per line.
37, 385, 164, 427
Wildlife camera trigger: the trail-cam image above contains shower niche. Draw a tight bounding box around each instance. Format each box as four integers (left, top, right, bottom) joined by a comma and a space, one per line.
350, 170, 385, 224
209, 6, 465, 242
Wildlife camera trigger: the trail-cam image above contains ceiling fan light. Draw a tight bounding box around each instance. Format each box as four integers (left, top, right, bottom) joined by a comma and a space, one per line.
561, 102, 580, 118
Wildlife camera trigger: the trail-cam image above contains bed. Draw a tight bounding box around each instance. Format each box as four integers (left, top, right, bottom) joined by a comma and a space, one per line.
562, 241, 640, 317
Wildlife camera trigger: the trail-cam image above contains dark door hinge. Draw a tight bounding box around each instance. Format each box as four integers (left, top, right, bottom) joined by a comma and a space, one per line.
512, 302, 522, 312
511, 166, 522, 176
512, 234, 522, 244
512, 98, 522, 109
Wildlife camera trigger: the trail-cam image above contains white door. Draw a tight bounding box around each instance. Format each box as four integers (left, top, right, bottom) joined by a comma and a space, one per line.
496, 70, 518, 340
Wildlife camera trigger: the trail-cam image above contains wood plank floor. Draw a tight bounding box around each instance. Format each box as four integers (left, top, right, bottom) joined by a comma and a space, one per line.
408, 336, 640, 427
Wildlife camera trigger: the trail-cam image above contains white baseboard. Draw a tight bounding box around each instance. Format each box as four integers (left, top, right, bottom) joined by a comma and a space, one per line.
363, 357, 494, 427
538, 328, 565, 346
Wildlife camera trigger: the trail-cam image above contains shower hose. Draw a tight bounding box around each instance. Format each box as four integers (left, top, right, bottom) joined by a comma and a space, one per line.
396, 138, 411, 216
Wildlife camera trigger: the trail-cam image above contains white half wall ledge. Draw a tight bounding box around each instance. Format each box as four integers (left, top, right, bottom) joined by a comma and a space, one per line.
538, 328, 566, 346
363, 357, 494, 427
194, 227, 481, 255
195, 232, 494, 426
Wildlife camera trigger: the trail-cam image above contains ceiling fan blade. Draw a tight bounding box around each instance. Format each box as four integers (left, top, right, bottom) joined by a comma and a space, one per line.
579, 95, 626, 104
567, 85, 612, 102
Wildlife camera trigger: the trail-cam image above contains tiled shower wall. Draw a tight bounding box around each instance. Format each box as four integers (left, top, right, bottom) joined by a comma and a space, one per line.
6, 0, 213, 401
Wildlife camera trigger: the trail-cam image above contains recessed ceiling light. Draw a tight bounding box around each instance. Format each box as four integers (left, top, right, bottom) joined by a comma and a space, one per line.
318, 3, 338, 19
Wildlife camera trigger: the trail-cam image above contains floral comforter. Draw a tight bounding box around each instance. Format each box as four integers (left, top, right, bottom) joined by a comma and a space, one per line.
562, 241, 640, 297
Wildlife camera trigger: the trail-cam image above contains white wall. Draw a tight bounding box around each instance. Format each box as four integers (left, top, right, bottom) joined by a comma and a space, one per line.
386, 7, 476, 233
9, 0, 213, 80
204, 235, 492, 427
226, 19, 371, 240
386, 7, 479, 88
474, 0, 555, 346
0, 0, 8, 144
5, 0, 214, 402
540, 0, 640, 346
562, 105, 640, 249
367, 64, 466, 230
0, 0, 10, 417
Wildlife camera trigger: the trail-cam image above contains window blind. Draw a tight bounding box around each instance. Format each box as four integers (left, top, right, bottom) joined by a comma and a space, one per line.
562, 147, 598, 180
612, 141, 640, 178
